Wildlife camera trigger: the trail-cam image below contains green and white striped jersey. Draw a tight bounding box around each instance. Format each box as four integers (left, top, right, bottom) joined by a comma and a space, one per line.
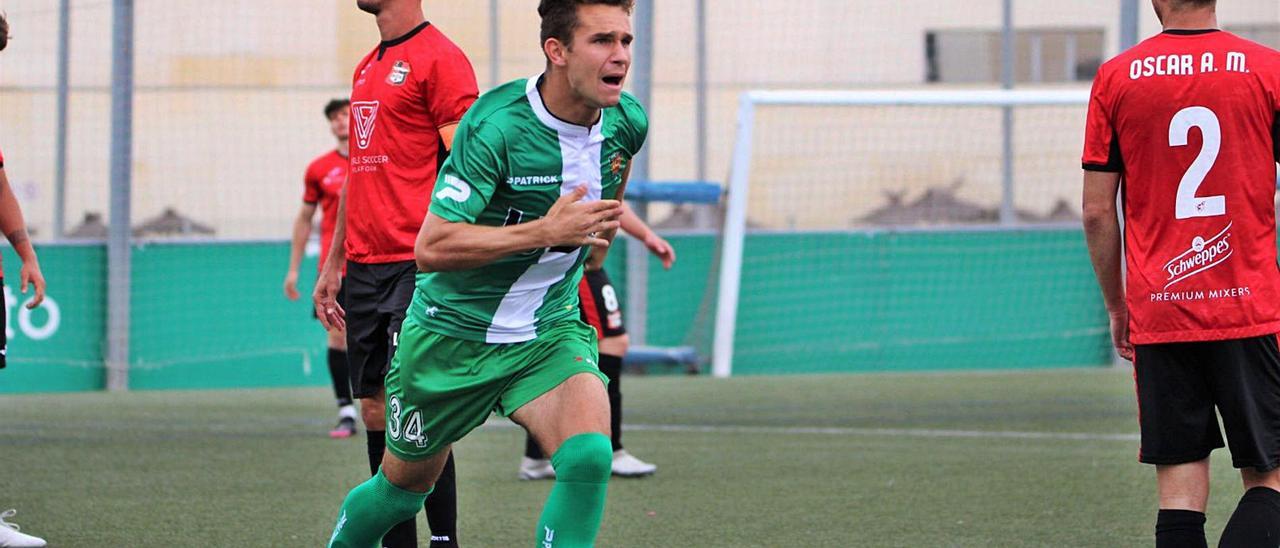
412, 76, 648, 343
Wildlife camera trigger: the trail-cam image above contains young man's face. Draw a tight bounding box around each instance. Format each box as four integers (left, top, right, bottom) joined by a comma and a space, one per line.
330, 106, 350, 141
561, 4, 633, 110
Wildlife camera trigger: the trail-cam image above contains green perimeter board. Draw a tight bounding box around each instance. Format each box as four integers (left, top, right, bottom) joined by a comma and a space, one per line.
128, 242, 330, 390
1, 229, 1111, 393
0, 244, 106, 393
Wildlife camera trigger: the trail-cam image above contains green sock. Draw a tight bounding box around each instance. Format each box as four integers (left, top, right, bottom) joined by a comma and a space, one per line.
535, 433, 613, 547
328, 468, 430, 548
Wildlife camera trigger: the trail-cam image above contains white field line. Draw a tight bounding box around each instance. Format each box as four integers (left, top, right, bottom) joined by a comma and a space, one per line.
479, 421, 1138, 442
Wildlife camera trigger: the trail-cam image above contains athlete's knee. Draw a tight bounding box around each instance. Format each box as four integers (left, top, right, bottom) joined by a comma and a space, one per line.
1241, 468, 1280, 491
552, 433, 613, 483
327, 328, 347, 351
598, 334, 628, 357
360, 393, 386, 427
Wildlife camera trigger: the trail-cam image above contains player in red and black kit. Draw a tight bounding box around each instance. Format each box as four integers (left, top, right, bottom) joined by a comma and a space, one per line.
312, 1, 477, 546
1083, 1, 1280, 545
285, 98, 357, 439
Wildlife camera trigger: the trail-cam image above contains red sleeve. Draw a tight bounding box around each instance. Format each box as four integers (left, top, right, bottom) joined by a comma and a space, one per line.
1082, 68, 1123, 172
302, 162, 321, 204
423, 47, 478, 128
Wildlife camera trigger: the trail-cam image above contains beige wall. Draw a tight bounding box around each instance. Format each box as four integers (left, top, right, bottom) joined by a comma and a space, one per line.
0, 0, 1276, 237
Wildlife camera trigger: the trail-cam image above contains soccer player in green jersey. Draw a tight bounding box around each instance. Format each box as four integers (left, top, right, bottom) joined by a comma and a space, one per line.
327, 1, 643, 546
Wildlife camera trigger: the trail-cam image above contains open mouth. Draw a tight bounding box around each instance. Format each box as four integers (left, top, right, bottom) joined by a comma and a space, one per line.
602, 75, 624, 87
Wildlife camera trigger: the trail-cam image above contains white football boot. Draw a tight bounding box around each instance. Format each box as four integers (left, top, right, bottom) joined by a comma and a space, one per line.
518, 457, 556, 480
611, 449, 657, 477
0, 510, 46, 548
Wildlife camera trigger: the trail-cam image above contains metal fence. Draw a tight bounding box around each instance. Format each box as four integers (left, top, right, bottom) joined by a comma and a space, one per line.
2, 0, 1279, 387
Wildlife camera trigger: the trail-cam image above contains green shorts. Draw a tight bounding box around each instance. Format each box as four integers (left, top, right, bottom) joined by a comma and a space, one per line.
383, 317, 607, 461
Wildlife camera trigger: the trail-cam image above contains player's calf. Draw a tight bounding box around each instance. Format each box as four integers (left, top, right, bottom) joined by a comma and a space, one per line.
535, 432, 613, 548
1220, 469, 1280, 548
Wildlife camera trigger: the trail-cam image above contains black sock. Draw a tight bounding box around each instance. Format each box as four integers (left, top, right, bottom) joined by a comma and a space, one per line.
600, 353, 624, 451
525, 434, 544, 459
1220, 487, 1280, 548
425, 452, 459, 547
367, 430, 416, 548
328, 348, 353, 407
1157, 509, 1207, 548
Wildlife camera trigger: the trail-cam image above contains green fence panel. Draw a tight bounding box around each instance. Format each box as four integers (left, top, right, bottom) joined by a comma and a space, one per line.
128, 241, 330, 390
0, 244, 107, 393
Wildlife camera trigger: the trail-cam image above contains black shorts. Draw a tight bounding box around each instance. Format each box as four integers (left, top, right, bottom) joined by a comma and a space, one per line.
344, 261, 416, 399
1134, 334, 1280, 471
578, 268, 625, 339
311, 276, 347, 320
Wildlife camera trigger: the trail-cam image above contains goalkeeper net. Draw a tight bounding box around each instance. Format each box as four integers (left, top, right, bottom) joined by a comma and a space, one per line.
708, 89, 1112, 377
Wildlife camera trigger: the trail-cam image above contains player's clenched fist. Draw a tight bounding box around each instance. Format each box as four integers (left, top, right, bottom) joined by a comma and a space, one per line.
539, 185, 622, 249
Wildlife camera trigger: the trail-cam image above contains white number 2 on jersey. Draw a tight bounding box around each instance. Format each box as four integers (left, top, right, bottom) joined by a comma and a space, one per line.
1169, 106, 1225, 219
436, 175, 472, 202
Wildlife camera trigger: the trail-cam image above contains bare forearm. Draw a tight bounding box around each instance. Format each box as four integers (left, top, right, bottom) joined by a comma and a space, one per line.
619, 203, 650, 240
288, 215, 311, 274
1084, 212, 1125, 313
322, 186, 348, 273
418, 218, 551, 272
0, 172, 34, 263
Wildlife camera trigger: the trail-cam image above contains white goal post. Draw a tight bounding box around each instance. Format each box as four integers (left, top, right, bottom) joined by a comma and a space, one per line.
710, 89, 1091, 378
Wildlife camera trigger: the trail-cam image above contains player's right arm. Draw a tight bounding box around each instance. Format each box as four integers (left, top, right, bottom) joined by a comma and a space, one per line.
284, 202, 318, 300
1080, 68, 1130, 360
1082, 170, 1131, 361
0, 166, 44, 308
313, 181, 347, 330
417, 186, 621, 273
416, 120, 620, 272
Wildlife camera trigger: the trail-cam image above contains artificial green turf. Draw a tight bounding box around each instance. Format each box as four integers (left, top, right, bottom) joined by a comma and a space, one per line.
0, 369, 1254, 546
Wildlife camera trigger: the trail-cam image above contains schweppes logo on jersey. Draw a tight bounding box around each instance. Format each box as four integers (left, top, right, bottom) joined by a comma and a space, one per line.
352, 101, 380, 150
387, 60, 411, 86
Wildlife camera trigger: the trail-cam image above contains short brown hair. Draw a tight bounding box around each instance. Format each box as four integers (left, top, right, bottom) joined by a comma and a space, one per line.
0, 13, 9, 52
323, 98, 350, 120
538, 0, 634, 50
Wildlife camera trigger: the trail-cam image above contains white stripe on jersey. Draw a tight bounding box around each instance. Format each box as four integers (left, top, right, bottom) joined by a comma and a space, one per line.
485, 78, 605, 343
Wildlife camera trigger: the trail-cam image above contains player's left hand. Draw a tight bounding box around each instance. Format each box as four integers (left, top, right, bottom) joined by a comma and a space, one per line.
1109, 309, 1133, 361
644, 233, 675, 269
313, 265, 345, 331
19, 259, 45, 309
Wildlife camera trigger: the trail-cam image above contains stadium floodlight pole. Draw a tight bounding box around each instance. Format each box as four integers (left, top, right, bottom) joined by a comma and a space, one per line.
488, 0, 500, 89
53, 0, 71, 240
106, 0, 135, 391
999, 0, 1016, 226
625, 0, 654, 346
1119, 0, 1140, 51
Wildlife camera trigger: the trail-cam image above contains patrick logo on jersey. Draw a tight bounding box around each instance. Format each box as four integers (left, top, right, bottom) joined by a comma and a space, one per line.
1161, 222, 1233, 290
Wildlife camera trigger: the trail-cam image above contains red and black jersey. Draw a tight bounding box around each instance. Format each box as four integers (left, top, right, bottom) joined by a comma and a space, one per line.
1083, 29, 1280, 344
303, 149, 348, 272
345, 21, 478, 264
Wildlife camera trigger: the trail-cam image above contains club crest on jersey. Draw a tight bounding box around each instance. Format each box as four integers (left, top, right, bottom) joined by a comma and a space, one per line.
1162, 222, 1233, 290
351, 101, 379, 150
387, 60, 411, 86
610, 153, 625, 175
